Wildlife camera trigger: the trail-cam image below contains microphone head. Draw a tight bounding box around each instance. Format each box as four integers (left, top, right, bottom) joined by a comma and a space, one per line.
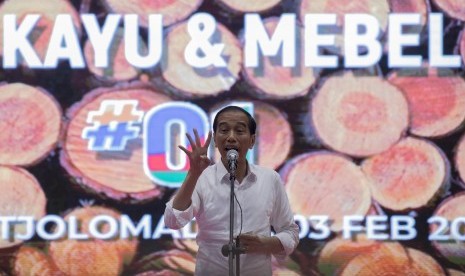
226, 149, 238, 161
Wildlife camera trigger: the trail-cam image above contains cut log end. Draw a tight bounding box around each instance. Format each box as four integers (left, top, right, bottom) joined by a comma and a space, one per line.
217, 0, 281, 13
455, 133, 465, 185
318, 235, 406, 275
362, 137, 449, 211
130, 250, 196, 275
255, 102, 293, 169
311, 72, 409, 157
388, 0, 429, 25
0, 83, 62, 166
0, 0, 81, 61
430, 193, 465, 266
13, 246, 62, 276
388, 68, 465, 138
340, 247, 445, 275
280, 151, 371, 232
103, 0, 202, 27
0, 166, 46, 249
431, 0, 465, 21
49, 205, 138, 275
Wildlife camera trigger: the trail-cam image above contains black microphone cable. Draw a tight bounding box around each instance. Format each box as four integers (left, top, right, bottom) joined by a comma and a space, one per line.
234, 190, 243, 237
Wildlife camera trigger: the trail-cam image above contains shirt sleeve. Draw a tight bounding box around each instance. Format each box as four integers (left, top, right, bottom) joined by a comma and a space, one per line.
270, 172, 300, 259
163, 175, 202, 230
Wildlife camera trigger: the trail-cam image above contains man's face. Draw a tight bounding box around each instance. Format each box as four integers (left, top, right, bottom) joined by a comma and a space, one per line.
214, 110, 255, 162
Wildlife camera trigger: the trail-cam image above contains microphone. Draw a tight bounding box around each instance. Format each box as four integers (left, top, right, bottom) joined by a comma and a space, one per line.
227, 149, 238, 175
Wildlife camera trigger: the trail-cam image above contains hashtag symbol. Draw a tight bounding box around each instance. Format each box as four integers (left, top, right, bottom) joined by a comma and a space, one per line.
82, 100, 144, 151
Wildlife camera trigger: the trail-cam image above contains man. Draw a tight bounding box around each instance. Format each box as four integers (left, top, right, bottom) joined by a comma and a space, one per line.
164, 106, 299, 275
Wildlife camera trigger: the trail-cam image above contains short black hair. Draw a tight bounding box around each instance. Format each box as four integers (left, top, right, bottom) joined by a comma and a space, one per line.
213, 106, 256, 135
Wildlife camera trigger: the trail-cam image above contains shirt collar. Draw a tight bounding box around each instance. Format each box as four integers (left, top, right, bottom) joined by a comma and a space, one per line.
216, 160, 257, 184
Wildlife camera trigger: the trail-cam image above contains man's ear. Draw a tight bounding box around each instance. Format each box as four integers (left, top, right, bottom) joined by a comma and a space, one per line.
249, 134, 256, 149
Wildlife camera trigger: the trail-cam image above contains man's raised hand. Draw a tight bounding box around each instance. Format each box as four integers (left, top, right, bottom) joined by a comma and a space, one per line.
178, 129, 212, 175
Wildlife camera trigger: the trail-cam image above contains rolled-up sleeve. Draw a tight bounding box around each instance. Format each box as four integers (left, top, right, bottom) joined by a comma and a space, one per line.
271, 172, 300, 258
164, 199, 195, 229
164, 179, 202, 230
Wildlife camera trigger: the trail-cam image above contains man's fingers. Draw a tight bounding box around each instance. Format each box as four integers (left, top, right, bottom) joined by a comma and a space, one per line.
239, 234, 254, 240
203, 131, 212, 149
178, 145, 190, 156
193, 128, 201, 146
185, 133, 196, 150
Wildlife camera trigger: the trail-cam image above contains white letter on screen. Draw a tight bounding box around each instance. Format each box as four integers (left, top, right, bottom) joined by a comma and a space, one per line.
81, 14, 121, 68
388, 13, 422, 68
366, 215, 389, 240
244, 13, 296, 67
89, 215, 118, 240
125, 14, 163, 68
344, 14, 382, 67
3, 14, 42, 68
304, 14, 338, 68
0, 216, 16, 240
15, 216, 35, 240
121, 214, 151, 239
44, 14, 84, 68
294, 214, 309, 239
343, 215, 364, 239
391, 215, 417, 240
36, 215, 66, 240
68, 216, 89, 240
429, 13, 461, 67
152, 215, 181, 239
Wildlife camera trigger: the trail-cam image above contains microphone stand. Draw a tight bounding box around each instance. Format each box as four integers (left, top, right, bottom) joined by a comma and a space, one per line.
224, 165, 243, 276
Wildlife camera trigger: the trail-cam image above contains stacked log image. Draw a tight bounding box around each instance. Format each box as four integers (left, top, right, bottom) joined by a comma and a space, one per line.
0, 0, 465, 275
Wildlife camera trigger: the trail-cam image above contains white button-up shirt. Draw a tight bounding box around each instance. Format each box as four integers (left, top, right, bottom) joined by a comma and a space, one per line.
164, 162, 299, 275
